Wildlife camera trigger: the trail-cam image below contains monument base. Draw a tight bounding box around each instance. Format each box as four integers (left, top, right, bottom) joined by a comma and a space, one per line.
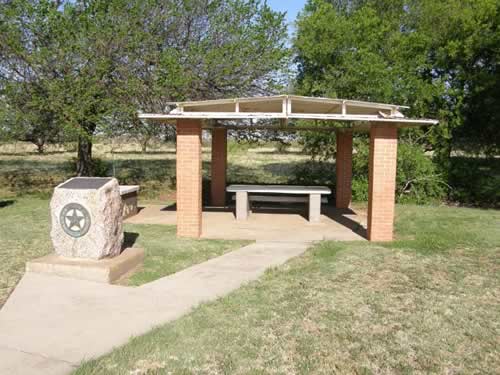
26, 247, 145, 284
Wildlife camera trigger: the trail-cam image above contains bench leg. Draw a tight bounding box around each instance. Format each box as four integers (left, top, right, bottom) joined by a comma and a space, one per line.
122, 193, 138, 219
309, 194, 321, 222
236, 191, 249, 220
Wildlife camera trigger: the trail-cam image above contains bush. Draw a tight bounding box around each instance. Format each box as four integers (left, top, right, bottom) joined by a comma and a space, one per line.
291, 161, 336, 189
395, 143, 447, 203
448, 156, 500, 207
293, 139, 447, 204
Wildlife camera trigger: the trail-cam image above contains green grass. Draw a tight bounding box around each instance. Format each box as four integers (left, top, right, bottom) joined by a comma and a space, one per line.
0, 141, 308, 199
2, 142, 499, 373
123, 224, 248, 286
0, 198, 247, 306
0, 198, 53, 306
0, 141, 291, 303
74, 205, 500, 374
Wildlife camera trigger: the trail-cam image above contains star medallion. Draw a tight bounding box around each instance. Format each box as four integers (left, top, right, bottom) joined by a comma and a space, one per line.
60, 203, 91, 238
66, 209, 84, 230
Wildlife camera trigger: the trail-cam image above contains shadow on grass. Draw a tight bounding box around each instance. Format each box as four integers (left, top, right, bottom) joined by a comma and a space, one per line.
0, 159, 69, 169
260, 162, 304, 178
113, 159, 213, 184
254, 161, 338, 195
123, 232, 140, 249
0, 199, 15, 208
249, 149, 305, 155
0, 158, 179, 196
227, 163, 296, 186
111, 150, 176, 155
0, 150, 69, 156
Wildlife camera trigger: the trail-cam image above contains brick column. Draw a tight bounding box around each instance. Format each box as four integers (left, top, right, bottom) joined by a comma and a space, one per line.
176, 119, 202, 238
211, 127, 227, 206
367, 123, 398, 241
335, 130, 353, 209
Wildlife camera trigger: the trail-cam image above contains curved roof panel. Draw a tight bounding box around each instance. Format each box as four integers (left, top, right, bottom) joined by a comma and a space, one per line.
138, 95, 438, 127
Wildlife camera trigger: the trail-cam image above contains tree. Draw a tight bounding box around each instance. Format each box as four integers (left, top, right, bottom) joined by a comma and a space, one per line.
0, 1, 64, 153
1, 0, 289, 175
5, 82, 63, 153
294, 0, 500, 162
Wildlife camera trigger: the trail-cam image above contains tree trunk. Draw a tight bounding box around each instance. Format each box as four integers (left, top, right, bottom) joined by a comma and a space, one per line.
141, 137, 149, 153
76, 137, 93, 176
35, 138, 45, 154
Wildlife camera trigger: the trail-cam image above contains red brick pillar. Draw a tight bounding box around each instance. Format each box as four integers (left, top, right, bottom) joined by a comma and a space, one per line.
367, 123, 398, 241
176, 119, 202, 238
336, 130, 353, 209
211, 127, 227, 206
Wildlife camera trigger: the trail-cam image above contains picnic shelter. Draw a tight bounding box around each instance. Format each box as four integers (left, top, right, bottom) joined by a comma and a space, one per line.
138, 95, 437, 242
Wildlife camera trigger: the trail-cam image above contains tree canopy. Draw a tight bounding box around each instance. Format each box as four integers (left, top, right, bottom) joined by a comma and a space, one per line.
294, 0, 500, 157
1, 0, 498, 200
0, 0, 288, 174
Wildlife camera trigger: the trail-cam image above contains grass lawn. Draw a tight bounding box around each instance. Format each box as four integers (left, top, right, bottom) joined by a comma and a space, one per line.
0, 197, 247, 306
2, 142, 499, 373
74, 205, 500, 374
0, 141, 308, 200
0, 142, 299, 305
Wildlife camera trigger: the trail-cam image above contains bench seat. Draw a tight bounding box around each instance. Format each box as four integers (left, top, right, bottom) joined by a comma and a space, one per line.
231, 195, 328, 204
227, 185, 331, 195
226, 185, 331, 222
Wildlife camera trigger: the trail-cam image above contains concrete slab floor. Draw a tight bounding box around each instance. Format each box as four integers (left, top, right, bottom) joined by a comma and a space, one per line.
126, 204, 367, 241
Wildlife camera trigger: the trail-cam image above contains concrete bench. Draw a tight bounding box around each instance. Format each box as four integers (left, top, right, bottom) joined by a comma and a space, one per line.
119, 185, 140, 219
231, 195, 328, 204
226, 185, 331, 223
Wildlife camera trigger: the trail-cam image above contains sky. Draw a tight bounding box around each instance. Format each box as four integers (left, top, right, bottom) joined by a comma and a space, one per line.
266, 0, 307, 34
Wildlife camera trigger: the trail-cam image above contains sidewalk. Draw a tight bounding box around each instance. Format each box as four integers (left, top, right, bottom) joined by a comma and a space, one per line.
0, 241, 311, 375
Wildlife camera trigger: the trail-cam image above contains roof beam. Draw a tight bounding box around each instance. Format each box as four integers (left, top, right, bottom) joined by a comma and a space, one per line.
138, 95, 437, 126
138, 112, 437, 125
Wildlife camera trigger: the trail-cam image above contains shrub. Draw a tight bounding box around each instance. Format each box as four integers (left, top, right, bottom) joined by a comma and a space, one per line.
293, 139, 447, 204
291, 161, 336, 189
395, 143, 447, 203
448, 156, 500, 207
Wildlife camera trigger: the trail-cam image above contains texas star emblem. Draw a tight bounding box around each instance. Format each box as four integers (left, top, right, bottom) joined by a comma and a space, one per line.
60, 203, 91, 238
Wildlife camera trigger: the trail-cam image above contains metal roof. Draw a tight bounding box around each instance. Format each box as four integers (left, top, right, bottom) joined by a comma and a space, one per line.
138, 95, 438, 128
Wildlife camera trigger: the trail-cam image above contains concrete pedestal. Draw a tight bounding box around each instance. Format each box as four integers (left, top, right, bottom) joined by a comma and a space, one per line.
26, 248, 144, 284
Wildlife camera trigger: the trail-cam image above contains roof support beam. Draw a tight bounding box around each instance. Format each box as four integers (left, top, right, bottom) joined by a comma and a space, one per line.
138, 95, 438, 128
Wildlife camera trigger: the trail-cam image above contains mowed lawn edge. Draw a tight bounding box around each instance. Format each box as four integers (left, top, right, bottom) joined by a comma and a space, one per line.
75, 205, 500, 374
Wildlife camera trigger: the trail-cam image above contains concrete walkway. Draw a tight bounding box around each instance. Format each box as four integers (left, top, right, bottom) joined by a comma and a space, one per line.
0, 241, 311, 375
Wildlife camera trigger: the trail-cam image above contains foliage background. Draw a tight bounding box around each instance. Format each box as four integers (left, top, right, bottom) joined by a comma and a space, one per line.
0, 0, 499, 206
292, 0, 499, 206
